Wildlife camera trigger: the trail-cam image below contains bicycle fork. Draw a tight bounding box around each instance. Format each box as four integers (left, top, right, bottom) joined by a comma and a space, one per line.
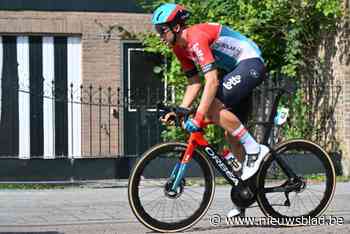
169, 137, 198, 192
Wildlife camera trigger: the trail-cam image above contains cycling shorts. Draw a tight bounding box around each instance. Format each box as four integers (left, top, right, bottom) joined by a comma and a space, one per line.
215, 58, 267, 123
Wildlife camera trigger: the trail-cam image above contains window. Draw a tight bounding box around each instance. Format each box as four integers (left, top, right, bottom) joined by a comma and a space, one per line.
0, 35, 82, 159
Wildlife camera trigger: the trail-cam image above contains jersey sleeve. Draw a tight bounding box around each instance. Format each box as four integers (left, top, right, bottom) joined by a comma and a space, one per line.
188, 31, 217, 74
172, 46, 198, 78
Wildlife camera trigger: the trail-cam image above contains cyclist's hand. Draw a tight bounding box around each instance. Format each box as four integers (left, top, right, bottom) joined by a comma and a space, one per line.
184, 118, 202, 132
160, 111, 176, 125
184, 111, 205, 133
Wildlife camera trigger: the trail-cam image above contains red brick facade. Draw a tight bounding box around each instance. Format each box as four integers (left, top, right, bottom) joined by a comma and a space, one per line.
0, 9, 349, 174
333, 22, 350, 175
0, 10, 152, 157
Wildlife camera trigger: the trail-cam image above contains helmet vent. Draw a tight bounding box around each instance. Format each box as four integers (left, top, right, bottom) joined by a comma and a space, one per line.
156, 11, 164, 21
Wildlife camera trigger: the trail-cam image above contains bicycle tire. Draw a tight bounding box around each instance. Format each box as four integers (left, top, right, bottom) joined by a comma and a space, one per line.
128, 142, 215, 232
256, 139, 336, 225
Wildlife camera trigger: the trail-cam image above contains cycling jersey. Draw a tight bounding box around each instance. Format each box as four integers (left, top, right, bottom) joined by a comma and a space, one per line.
173, 23, 263, 77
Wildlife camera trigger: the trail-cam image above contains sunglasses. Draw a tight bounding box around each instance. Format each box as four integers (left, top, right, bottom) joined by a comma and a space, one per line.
155, 25, 171, 36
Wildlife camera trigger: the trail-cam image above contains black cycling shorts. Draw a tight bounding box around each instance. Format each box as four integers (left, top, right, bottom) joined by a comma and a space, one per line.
215, 58, 267, 124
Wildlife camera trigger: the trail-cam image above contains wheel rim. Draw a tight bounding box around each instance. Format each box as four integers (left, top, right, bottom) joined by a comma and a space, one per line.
257, 140, 335, 220
128, 143, 215, 232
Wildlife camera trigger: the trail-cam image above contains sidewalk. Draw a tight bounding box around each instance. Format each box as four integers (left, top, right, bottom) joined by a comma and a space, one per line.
0, 181, 348, 227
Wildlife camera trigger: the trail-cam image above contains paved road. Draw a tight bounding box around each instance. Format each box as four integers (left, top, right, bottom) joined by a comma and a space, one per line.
0, 181, 349, 234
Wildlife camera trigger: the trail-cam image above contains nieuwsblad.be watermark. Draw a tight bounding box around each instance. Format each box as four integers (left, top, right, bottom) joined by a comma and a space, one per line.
209, 214, 345, 226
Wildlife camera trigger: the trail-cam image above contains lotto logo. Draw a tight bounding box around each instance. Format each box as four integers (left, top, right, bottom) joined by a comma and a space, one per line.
223, 75, 241, 90
191, 43, 204, 62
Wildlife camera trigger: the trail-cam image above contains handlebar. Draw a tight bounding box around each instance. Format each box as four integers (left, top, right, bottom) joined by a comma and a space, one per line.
156, 102, 214, 128
156, 102, 196, 128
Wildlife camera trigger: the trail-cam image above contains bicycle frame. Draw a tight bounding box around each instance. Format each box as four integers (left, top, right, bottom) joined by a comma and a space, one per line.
260, 90, 298, 179
170, 131, 241, 192
169, 78, 299, 192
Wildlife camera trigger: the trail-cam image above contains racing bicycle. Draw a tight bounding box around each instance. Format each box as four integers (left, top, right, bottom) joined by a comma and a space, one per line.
128, 77, 336, 232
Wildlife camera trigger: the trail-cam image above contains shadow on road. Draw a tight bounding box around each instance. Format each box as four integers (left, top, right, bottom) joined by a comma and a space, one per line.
0, 232, 63, 234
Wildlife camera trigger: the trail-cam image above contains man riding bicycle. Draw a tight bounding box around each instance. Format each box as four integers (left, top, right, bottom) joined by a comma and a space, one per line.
152, 3, 269, 217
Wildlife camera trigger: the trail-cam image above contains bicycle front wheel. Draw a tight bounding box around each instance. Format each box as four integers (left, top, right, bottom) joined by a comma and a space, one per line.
257, 139, 336, 224
128, 142, 215, 232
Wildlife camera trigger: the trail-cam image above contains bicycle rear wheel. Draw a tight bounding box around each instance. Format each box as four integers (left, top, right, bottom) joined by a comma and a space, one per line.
257, 139, 336, 224
128, 142, 215, 232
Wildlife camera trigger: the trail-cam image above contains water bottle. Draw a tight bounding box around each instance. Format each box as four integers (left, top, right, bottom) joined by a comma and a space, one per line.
222, 149, 242, 172
274, 107, 289, 126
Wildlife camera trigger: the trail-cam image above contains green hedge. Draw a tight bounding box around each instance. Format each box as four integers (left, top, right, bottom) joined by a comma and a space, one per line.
137, 0, 342, 150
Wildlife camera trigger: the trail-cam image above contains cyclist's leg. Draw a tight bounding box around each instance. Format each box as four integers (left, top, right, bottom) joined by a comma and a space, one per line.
206, 99, 245, 217
224, 95, 253, 161
215, 58, 269, 180
207, 97, 257, 217
206, 97, 253, 155
206, 99, 243, 160
213, 58, 264, 135
225, 132, 244, 161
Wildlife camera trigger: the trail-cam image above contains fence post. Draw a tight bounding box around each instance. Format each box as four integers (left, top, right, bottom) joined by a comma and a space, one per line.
108, 87, 111, 155
89, 85, 93, 156
117, 87, 121, 156
99, 86, 102, 156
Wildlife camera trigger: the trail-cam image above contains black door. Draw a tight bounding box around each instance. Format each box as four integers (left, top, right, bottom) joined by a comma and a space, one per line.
122, 42, 167, 157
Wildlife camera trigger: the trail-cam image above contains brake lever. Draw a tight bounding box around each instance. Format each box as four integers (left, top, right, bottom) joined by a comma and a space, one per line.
157, 102, 196, 128
174, 106, 195, 128
157, 102, 172, 120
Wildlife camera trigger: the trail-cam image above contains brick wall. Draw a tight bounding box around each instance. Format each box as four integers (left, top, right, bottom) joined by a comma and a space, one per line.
332, 1, 350, 175
1, 9, 350, 168
0, 10, 152, 157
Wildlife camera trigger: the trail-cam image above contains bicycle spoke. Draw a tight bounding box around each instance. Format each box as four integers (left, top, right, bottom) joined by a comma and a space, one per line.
177, 198, 190, 217
305, 188, 323, 206
307, 187, 326, 193
257, 140, 335, 220
142, 194, 165, 208
161, 198, 167, 221
154, 199, 165, 219
295, 193, 309, 216
291, 192, 299, 216
300, 192, 313, 215
139, 187, 162, 198
185, 187, 205, 195
147, 197, 164, 214
306, 187, 324, 200
175, 200, 185, 219
128, 143, 215, 232
182, 190, 203, 203
179, 196, 199, 211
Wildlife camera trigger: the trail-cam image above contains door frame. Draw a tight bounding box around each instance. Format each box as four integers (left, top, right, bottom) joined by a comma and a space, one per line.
120, 40, 172, 157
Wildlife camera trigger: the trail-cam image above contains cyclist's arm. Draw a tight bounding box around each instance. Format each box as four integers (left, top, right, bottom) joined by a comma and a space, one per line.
172, 45, 201, 109
188, 31, 219, 120
197, 69, 219, 117
180, 74, 201, 108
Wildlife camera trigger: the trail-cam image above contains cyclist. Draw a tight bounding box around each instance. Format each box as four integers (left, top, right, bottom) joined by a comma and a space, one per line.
152, 3, 269, 217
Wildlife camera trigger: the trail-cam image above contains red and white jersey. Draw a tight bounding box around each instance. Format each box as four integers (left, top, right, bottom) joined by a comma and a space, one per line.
172, 23, 263, 77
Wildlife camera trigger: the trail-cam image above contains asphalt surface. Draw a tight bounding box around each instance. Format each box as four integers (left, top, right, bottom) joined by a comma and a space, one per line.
0, 181, 349, 234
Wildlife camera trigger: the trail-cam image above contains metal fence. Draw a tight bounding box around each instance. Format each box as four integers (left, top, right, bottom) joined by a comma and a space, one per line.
250, 77, 342, 152
0, 77, 342, 159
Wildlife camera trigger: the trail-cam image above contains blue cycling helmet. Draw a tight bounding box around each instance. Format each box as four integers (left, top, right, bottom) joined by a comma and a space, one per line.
152, 3, 190, 26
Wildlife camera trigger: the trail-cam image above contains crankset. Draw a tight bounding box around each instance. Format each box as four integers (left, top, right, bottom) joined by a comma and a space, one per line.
231, 174, 257, 208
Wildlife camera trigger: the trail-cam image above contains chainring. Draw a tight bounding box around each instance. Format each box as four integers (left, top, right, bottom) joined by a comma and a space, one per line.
230, 175, 257, 208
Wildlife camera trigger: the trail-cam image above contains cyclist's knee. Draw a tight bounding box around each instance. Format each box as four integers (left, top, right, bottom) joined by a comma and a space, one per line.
205, 114, 216, 123
206, 107, 220, 123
